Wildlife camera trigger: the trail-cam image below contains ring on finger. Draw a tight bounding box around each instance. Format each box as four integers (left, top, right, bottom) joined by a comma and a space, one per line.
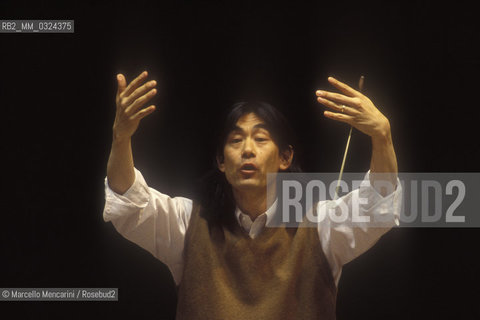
340, 105, 346, 113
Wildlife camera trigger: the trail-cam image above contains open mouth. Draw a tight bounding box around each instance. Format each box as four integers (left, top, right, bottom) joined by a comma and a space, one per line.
239, 163, 258, 174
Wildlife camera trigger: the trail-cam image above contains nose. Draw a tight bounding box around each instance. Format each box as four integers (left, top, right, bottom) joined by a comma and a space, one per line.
241, 136, 256, 159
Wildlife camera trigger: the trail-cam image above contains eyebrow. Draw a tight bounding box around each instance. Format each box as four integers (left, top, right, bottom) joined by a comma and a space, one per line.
231, 123, 269, 134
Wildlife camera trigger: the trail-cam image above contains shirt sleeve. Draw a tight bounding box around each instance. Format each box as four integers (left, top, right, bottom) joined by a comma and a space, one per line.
103, 168, 192, 285
317, 170, 402, 287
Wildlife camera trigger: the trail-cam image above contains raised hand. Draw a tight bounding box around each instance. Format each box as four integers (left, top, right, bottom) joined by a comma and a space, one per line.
113, 71, 157, 142
315, 77, 390, 140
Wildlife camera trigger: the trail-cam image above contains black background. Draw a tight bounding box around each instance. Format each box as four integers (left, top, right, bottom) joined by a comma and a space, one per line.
1, 1, 479, 319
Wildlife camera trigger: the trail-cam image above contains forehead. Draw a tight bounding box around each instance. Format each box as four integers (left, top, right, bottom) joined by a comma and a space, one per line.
234, 112, 266, 129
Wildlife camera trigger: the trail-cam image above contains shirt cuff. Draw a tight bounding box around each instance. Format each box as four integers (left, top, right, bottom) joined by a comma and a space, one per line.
358, 170, 402, 226
103, 168, 151, 220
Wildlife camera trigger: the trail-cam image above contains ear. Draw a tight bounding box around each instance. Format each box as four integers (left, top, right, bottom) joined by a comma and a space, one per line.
216, 155, 225, 173
279, 145, 294, 171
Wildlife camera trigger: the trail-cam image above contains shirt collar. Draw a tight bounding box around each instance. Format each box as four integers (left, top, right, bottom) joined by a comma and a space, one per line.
235, 198, 278, 227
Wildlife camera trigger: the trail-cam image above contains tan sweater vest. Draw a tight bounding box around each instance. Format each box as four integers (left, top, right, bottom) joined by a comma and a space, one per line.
176, 203, 337, 320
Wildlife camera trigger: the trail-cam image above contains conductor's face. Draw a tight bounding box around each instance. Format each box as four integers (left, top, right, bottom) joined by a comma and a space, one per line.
217, 112, 292, 192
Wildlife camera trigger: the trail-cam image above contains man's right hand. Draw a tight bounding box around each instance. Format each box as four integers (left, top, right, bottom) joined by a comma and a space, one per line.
113, 71, 157, 142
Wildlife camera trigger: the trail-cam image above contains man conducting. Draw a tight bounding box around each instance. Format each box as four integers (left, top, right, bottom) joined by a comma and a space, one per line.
103, 71, 402, 319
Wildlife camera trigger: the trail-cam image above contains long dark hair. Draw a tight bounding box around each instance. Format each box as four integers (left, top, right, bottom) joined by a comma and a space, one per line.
194, 101, 302, 229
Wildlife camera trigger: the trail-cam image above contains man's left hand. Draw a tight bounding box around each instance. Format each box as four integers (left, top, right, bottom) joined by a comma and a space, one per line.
315, 77, 391, 140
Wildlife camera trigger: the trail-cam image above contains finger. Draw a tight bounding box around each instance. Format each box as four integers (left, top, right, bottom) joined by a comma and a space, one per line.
125, 88, 157, 115
316, 89, 359, 107
323, 110, 353, 124
124, 80, 157, 106
130, 105, 156, 121
123, 71, 149, 98
328, 77, 363, 98
116, 74, 127, 97
316, 97, 358, 115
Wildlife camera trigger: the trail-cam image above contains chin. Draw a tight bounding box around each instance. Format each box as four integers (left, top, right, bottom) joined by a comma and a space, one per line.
233, 180, 265, 190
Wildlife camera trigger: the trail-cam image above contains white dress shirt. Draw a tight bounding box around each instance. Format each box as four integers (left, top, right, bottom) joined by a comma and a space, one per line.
103, 168, 402, 287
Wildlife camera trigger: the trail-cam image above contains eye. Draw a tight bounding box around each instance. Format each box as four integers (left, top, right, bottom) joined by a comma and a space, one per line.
255, 137, 268, 142
230, 138, 242, 143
